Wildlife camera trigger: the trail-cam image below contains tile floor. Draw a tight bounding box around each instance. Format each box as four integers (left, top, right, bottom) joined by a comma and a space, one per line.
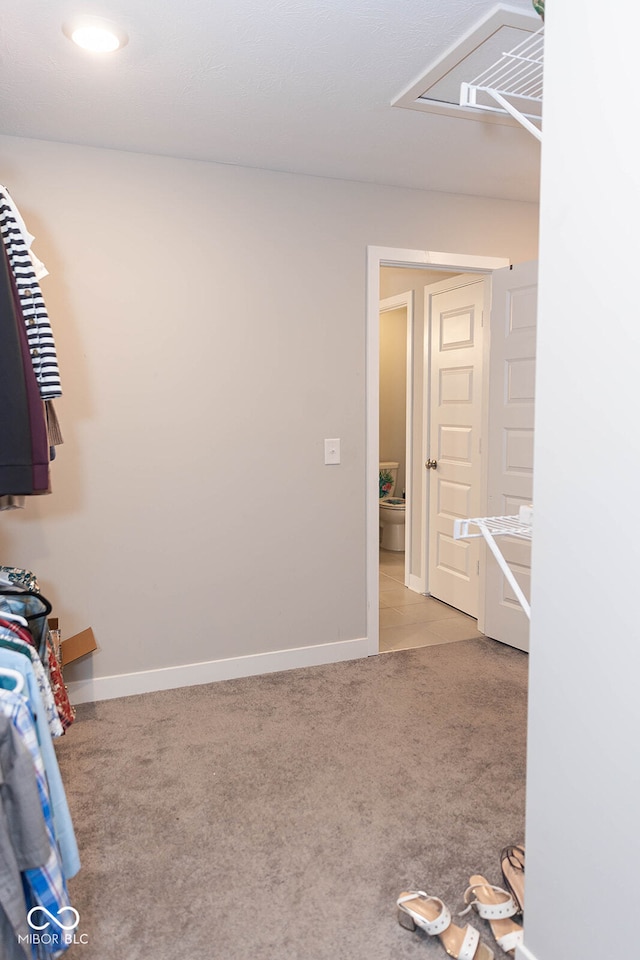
379, 548, 484, 652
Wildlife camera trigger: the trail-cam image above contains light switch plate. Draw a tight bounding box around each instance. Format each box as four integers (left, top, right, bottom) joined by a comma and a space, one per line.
324, 438, 340, 464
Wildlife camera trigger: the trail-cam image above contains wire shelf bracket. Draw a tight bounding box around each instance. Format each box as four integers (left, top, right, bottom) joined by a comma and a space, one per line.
460, 26, 543, 141
453, 507, 533, 620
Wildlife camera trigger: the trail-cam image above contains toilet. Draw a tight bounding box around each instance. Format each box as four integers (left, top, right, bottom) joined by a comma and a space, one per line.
379, 461, 406, 551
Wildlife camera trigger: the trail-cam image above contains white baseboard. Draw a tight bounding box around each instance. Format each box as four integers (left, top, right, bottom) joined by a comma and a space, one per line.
66, 637, 370, 704
516, 943, 538, 960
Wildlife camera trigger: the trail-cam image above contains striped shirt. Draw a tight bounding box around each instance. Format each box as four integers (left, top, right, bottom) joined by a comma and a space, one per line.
0, 189, 62, 400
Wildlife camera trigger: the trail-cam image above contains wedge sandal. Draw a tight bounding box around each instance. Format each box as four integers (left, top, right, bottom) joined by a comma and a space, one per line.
397, 890, 494, 960
500, 844, 525, 914
460, 876, 523, 956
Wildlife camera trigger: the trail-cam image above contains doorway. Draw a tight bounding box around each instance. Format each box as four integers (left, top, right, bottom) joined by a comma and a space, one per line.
378, 292, 413, 590
366, 247, 510, 657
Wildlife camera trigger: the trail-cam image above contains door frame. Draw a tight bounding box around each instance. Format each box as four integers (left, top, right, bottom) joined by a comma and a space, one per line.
379, 291, 414, 589
366, 247, 510, 656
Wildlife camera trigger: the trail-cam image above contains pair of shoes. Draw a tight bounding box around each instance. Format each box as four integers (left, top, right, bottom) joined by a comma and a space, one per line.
460, 876, 523, 956
397, 890, 494, 960
500, 844, 525, 915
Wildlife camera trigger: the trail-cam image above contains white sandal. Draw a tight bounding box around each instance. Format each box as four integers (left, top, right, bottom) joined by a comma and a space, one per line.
397, 890, 494, 960
500, 844, 525, 915
460, 876, 524, 956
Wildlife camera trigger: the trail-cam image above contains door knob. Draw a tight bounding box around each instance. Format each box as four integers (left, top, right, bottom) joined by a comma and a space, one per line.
425, 459, 438, 470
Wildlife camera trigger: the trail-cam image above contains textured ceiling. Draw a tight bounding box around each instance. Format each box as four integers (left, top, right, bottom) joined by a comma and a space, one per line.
0, 0, 542, 202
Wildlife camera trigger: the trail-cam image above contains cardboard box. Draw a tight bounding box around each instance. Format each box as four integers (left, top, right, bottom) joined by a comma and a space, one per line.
60, 627, 97, 666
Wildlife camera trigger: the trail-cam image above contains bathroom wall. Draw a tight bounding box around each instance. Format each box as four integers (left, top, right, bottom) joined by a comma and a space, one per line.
0, 134, 538, 699
379, 307, 407, 498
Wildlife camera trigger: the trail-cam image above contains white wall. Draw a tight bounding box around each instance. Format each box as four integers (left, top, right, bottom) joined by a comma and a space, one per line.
522, 3, 640, 959
0, 135, 538, 699
379, 307, 407, 496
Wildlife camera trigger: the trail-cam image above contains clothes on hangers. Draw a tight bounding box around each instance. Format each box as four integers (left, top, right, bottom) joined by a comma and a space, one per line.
0, 563, 79, 881
0, 585, 76, 731
45, 633, 75, 733
0, 229, 36, 496
0, 592, 53, 659
0, 689, 74, 958
0, 711, 51, 960
5, 243, 51, 493
0, 186, 63, 501
0, 185, 49, 281
0, 621, 64, 737
0, 655, 79, 880
0, 187, 61, 400
0, 605, 75, 733
0, 609, 28, 626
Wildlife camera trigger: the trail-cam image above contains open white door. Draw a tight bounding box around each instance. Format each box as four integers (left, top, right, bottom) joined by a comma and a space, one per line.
482, 260, 538, 651
426, 275, 487, 617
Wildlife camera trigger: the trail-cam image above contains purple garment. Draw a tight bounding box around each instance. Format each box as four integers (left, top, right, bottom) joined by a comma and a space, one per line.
0, 234, 32, 494
4, 246, 50, 493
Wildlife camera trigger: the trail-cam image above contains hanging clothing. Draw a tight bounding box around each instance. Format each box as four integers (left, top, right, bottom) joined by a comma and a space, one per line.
5, 244, 51, 493
0, 592, 52, 661
0, 618, 74, 734
0, 565, 79, 956
0, 187, 63, 501
0, 576, 75, 734
0, 689, 73, 958
0, 226, 34, 496
0, 711, 51, 960
0, 186, 49, 281
0, 654, 79, 879
0, 188, 61, 400
44, 636, 75, 733
0, 621, 64, 738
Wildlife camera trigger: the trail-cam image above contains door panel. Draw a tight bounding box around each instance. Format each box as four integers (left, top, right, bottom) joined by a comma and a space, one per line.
483, 260, 537, 651
427, 276, 486, 617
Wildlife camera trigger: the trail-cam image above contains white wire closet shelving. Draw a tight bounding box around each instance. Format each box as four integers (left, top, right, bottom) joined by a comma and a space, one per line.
460, 26, 544, 141
453, 505, 533, 619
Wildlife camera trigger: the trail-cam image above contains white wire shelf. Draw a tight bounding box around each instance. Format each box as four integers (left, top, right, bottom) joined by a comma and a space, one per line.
453, 514, 532, 541
460, 26, 543, 141
453, 506, 533, 619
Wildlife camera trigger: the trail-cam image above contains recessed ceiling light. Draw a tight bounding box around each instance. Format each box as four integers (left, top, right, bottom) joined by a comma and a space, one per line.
63, 17, 128, 53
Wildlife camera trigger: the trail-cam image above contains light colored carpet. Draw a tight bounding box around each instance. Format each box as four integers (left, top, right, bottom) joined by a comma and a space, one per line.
55, 636, 528, 959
